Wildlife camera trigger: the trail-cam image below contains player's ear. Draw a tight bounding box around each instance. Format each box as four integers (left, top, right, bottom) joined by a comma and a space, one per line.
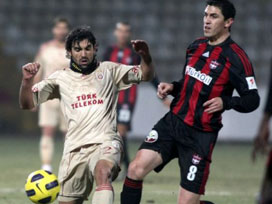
224, 18, 234, 30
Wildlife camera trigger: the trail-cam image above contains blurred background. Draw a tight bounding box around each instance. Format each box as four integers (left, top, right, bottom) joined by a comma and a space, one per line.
0, 0, 271, 138
0, 1, 271, 204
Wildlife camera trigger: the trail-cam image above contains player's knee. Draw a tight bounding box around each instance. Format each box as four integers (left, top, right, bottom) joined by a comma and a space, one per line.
94, 165, 112, 183
127, 161, 145, 180
178, 188, 200, 204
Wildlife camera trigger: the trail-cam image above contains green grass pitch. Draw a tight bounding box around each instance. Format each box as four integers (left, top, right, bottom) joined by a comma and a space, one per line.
0, 136, 266, 204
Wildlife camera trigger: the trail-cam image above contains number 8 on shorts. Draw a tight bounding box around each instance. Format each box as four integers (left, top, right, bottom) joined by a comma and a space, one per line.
187, 165, 198, 181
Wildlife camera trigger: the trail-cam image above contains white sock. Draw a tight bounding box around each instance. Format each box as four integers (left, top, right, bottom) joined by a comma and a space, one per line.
41, 164, 52, 172
92, 184, 114, 204
40, 135, 54, 170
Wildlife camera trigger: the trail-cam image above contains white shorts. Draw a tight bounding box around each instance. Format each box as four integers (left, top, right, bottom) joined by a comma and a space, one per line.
57, 140, 122, 202
39, 99, 67, 132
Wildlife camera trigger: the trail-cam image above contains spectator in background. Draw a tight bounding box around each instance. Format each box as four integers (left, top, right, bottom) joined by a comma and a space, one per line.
34, 17, 70, 172
103, 22, 170, 176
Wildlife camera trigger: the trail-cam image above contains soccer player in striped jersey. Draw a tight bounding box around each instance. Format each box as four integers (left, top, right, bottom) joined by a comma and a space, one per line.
121, 0, 260, 204
103, 22, 170, 175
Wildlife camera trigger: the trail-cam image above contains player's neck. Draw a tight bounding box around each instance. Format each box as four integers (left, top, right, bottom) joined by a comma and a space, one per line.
52, 39, 65, 48
208, 32, 230, 46
116, 42, 129, 49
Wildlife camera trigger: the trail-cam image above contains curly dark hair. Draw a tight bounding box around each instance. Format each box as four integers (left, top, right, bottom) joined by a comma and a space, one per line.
65, 26, 97, 52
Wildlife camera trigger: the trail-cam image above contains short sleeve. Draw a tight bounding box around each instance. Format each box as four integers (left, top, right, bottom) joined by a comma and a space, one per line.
32, 71, 60, 106
111, 63, 143, 90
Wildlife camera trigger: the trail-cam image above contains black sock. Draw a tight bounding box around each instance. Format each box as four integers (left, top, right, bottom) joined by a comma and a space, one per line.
200, 201, 214, 204
121, 177, 143, 204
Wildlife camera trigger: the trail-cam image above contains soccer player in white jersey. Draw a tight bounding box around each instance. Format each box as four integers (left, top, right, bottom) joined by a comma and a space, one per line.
34, 17, 70, 172
19, 26, 154, 204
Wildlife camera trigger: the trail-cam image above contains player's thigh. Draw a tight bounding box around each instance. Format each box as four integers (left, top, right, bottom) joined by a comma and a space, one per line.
58, 149, 94, 202
127, 149, 163, 179
89, 140, 122, 182
39, 100, 59, 128
178, 186, 200, 204
177, 126, 217, 195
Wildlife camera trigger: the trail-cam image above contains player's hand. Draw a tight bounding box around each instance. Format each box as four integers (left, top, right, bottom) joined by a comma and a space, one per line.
131, 40, 150, 57
22, 62, 40, 81
252, 122, 270, 162
157, 82, 173, 99
203, 97, 223, 114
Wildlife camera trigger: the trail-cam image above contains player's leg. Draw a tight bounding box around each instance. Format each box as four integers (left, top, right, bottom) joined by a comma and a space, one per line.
117, 123, 130, 170
39, 101, 59, 172
121, 112, 176, 204
121, 149, 163, 204
92, 160, 115, 204
91, 140, 122, 204
178, 187, 200, 204
259, 150, 272, 204
40, 126, 55, 172
58, 148, 93, 204
117, 103, 133, 171
175, 121, 217, 204
177, 188, 215, 204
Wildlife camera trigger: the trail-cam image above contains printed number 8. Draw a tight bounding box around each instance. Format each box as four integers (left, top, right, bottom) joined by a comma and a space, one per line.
187, 165, 197, 181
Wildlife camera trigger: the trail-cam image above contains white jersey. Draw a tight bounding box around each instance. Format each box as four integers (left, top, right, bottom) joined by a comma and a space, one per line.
32, 61, 143, 154
36, 40, 69, 79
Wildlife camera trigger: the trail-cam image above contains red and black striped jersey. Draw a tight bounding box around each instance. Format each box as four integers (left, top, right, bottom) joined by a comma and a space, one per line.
103, 45, 140, 105
171, 37, 260, 132
103, 44, 160, 106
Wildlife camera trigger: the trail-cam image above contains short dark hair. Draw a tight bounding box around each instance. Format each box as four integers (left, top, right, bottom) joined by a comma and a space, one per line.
206, 0, 236, 20
53, 17, 70, 28
65, 26, 97, 52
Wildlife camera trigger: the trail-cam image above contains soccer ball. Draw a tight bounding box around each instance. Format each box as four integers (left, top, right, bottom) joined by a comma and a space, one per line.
25, 170, 60, 204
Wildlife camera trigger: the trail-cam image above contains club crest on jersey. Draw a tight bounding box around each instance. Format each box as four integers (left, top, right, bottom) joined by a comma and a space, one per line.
192, 154, 202, 165
96, 72, 104, 80
209, 60, 220, 70
185, 65, 212, 86
145, 130, 158, 143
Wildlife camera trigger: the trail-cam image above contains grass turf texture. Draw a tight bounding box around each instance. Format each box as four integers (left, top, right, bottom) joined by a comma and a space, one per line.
0, 136, 266, 204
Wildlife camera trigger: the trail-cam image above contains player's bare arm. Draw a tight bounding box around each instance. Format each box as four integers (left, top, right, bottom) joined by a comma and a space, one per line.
203, 97, 223, 114
19, 62, 40, 110
131, 40, 154, 81
252, 113, 271, 162
157, 82, 173, 99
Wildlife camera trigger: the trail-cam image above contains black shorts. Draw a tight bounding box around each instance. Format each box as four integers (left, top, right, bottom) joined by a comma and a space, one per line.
117, 103, 135, 130
139, 112, 218, 195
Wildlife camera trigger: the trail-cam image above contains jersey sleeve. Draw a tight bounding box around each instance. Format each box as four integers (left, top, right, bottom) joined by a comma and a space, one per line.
223, 46, 260, 113
110, 62, 143, 90
32, 71, 60, 106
